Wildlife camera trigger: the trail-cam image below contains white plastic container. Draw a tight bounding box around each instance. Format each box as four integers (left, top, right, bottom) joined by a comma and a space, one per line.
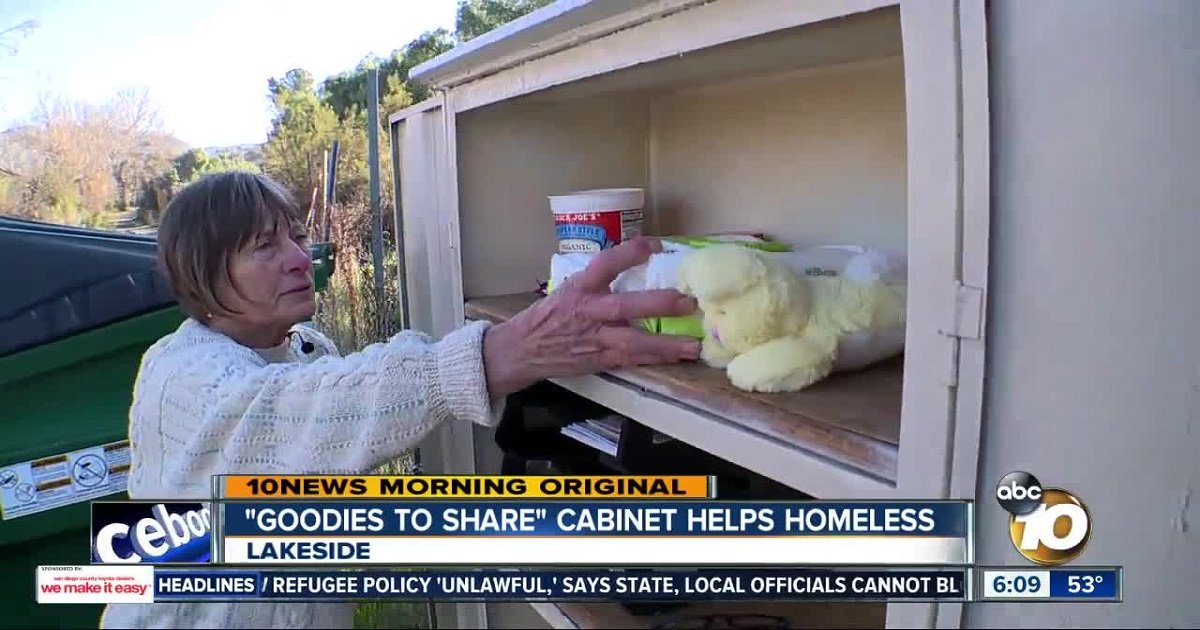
548, 188, 644, 253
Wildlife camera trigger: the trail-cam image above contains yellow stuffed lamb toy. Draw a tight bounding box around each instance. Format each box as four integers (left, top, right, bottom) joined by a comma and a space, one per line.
676, 243, 906, 393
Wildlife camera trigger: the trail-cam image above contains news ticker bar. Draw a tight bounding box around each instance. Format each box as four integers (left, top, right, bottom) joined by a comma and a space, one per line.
37, 565, 1122, 605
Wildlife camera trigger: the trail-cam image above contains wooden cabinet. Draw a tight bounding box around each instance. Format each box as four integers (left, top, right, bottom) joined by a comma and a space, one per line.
389, 1, 990, 628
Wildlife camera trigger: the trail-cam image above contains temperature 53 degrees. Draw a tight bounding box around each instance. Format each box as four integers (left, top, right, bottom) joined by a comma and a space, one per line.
1049, 569, 1120, 600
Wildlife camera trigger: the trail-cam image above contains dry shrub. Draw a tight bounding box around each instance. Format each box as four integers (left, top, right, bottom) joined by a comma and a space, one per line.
314, 196, 403, 354
312, 197, 413, 474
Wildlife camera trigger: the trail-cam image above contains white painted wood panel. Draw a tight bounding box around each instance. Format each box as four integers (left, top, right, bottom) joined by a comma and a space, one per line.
894, 0, 961, 499
888, 1, 973, 627
413, 0, 708, 89
528, 603, 576, 629
395, 101, 444, 337
449, 0, 900, 113
937, 1, 991, 627
970, 0, 1200, 627
650, 56, 907, 251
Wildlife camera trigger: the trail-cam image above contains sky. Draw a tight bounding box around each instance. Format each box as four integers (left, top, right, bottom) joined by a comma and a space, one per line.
0, 0, 459, 148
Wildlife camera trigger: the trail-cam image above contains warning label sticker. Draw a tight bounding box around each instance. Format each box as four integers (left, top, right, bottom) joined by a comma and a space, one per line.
0, 440, 131, 520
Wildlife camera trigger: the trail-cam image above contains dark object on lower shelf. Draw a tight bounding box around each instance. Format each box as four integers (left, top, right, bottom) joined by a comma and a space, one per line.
651, 612, 792, 629
624, 602, 690, 617
494, 382, 618, 475
494, 381, 814, 500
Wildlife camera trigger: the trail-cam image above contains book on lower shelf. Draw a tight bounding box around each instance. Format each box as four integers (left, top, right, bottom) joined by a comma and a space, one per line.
560, 415, 672, 458
545, 599, 887, 630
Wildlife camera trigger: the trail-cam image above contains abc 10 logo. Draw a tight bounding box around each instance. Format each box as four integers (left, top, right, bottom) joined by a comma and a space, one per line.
996, 471, 1091, 565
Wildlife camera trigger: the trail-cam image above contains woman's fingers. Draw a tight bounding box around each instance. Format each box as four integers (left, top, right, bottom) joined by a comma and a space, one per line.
574, 237, 662, 292
595, 326, 701, 368
482, 238, 708, 398
582, 289, 698, 322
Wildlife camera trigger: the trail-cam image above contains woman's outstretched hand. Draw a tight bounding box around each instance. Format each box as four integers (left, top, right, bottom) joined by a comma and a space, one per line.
483, 237, 702, 399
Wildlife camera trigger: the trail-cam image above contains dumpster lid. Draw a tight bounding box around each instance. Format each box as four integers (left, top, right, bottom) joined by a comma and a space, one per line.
0, 217, 178, 357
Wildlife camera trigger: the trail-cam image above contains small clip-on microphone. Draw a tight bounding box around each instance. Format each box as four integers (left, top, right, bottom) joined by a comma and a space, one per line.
288, 330, 315, 354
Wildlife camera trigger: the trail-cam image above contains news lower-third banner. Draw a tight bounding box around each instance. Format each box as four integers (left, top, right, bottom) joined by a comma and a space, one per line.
38, 565, 972, 604
90, 499, 970, 566
208, 500, 970, 566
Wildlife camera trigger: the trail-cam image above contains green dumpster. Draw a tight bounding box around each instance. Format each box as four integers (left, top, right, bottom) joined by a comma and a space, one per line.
0, 217, 334, 628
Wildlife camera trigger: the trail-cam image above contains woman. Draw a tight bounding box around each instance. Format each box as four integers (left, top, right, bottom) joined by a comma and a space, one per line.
99, 172, 699, 629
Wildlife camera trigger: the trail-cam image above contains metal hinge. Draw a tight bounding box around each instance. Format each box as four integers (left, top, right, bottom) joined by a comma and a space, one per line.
942, 281, 985, 340
939, 282, 985, 386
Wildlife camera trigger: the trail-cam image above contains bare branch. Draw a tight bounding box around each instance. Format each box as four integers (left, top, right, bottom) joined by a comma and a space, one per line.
0, 19, 38, 56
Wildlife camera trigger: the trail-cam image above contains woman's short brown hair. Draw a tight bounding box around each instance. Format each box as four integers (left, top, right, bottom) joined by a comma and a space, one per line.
157, 171, 305, 321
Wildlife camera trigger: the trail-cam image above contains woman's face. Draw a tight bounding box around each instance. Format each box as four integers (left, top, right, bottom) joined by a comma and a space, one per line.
217, 215, 316, 333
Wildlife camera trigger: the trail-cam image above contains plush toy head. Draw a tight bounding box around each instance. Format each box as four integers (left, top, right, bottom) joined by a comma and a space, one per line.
676, 243, 908, 392
676, 244, 810, 360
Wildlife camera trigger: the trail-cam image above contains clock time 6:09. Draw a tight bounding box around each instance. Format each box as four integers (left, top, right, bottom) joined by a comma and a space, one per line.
993, 574, 1042, 594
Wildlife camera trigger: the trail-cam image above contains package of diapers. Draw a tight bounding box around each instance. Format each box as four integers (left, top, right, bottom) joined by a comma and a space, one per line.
548, 236, 908, 373
548, 235, 789, 291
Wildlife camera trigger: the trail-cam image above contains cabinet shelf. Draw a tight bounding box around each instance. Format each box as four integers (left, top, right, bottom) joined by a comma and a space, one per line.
466, 292, 902, 491
531, 600, 885, 629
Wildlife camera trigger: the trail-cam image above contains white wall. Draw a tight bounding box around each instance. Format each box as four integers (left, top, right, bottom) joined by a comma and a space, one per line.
650, 56, 908, 252
969, 1, 1199, 626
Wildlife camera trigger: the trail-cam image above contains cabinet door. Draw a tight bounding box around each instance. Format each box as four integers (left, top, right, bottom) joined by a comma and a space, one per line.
391, 94, 460, 339
389, 94, 489, 630
894, 1, 990, 628
392, 96, 478, 476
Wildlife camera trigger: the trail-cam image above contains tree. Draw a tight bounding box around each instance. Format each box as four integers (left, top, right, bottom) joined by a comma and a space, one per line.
173, 148, 259, 184
455, 0, 555, 42
396, 29, 457, 103
382, 73, 413, 116
318, 0, 555, 121
262, 69, 340, 209
321, 57, 386, 121
263, 0, 553, 217
320, 29, 453, 120
29, 96, 122, 217
0, 19, 37, 57
3, 90, 183, 225
104, 88, 169, 209
1, 19, 39, 118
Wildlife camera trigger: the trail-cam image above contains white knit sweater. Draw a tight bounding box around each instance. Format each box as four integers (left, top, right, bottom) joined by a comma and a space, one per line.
100, 317, 504, 629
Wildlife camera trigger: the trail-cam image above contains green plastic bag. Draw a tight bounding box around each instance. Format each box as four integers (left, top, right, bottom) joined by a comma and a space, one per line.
638, 314, 706, 338
661, 235, 792, 252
